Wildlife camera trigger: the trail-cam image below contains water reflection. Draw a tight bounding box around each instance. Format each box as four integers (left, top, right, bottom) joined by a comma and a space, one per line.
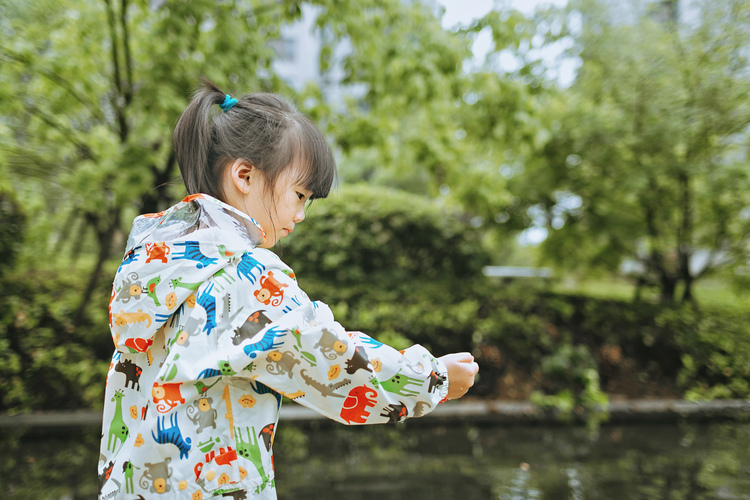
274, 422, 750, 499
3, 420, 750, 499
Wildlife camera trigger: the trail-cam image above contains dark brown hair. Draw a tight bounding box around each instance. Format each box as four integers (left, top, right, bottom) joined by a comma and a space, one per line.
173, 78, 336, 202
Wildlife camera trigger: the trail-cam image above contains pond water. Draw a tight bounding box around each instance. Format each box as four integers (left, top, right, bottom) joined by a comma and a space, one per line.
3, 419, 750, 499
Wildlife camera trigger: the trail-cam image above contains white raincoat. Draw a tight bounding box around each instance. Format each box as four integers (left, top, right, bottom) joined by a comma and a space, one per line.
98, 194, 449, 499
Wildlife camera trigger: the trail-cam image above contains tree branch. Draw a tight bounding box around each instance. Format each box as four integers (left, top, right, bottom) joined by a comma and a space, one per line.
104, 0, 128, 142
24, 103, 96, 160
0, 49, 105, 121
120, 0, 134, 105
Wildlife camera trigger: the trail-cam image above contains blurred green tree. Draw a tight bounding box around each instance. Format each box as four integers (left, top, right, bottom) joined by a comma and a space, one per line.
0, 0, 308, 320
0, 0, 548, 320
512, 0, 750, 303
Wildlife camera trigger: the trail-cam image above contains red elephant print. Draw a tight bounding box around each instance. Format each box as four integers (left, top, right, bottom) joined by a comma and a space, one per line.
340, 384, 378, 424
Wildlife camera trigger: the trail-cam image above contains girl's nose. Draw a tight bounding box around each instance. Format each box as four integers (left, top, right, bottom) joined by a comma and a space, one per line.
293, 208, 305, 223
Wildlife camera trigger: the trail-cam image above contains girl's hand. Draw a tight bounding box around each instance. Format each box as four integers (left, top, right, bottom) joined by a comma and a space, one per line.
438, 352, 479, 400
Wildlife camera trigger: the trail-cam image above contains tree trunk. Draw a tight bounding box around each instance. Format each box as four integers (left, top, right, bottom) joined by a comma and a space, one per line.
659, 274, 677, 303
74, 209, 121, 324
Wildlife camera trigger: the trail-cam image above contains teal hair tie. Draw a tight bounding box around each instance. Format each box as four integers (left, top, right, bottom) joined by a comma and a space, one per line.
220, 94, 238, 112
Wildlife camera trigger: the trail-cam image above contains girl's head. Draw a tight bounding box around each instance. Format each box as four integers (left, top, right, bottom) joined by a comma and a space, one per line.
173, 78, 336, 247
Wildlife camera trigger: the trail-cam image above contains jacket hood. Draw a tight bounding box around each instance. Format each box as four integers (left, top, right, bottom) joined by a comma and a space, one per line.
109, 194, 266, 352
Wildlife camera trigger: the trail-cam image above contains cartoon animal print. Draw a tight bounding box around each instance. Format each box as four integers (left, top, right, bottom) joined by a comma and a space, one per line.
236, 253, 266, 284
197, 445, 238, 473
345, 346, 372, 375
118, 248, 138, 273
115, 272, 143, 304
198, 360, 236, 379
232, 310, 272, 346
259, 423, 275, 451
159, 353, 181, 382
107, 390, 129, 453
214, 268, 236, 289
194, 378, 220, 395
289, 327, 317, 366
266, 350, 300, 378
219, 292, 237, 322
113, 310, 152, 328
152, 413, 192, 460
300, 369, 350, 398
186, 396, 219, 434
139, 458, 173, 494
427, 370, 446, 393
243, 325, 286, 359
197, 283, 217, 335
381, 402, 408, 423
380, 369, 425, 397
221, 489, 249, 500
314, 328, 348, 360
170, 277, 201, 291
172, 316, 204, 349
340, 385, 378, 424
123, 336, 153, 353
413, 401, 432, 418
234, 426, 271, 493
253, 271, 287, 306
145, 242, 170, 264
249, 380, 282, 406
98, 460, 115, 495
123, 461, 138, 494
172, 241, 218, 268
115, 358, 142, 390
152, 382, 185, 413
146, 276, 162, 306
222, 385, 234, 439
357, 333, 384, 349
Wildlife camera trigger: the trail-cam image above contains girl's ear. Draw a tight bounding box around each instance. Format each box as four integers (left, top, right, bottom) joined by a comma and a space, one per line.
227, 159, 258, 195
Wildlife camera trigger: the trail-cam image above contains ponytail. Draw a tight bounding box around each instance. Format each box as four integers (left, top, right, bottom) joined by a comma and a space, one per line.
172, 77, 336, 202
173, 77, 227, 198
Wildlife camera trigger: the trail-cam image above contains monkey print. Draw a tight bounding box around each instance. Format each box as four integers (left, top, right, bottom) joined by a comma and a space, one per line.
115, 272, 143, 304
265, 350, 300, 378
139, 458, 173, 494
186, 397, 218, 434
253, 271, 288, 306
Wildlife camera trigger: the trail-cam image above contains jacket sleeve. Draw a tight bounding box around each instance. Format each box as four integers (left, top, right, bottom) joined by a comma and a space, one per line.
223, 250, 450, 424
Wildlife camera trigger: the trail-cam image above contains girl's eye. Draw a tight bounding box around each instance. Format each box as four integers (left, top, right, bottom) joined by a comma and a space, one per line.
297, 192, 305, 200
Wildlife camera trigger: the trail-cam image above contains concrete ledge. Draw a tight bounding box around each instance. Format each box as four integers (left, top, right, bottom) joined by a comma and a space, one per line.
2, 399, 750, 429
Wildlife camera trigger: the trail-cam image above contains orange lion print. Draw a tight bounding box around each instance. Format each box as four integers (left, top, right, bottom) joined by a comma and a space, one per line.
145, 242, 170, 264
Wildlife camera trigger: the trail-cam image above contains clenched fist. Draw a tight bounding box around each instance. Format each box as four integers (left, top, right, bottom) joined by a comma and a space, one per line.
438, 352, 479, 400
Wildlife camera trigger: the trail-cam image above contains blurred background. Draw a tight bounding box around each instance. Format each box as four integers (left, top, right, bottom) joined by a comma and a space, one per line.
1, 0, 750, 497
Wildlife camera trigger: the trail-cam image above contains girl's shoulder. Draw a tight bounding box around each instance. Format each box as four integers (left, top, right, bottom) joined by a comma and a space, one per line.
240, 247, 295, 275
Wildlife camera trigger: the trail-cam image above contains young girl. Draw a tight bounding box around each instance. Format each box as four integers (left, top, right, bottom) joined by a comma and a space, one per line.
98, 79, 479, 499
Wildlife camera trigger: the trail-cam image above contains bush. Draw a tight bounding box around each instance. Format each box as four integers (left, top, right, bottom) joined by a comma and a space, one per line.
282, 184, 490, 287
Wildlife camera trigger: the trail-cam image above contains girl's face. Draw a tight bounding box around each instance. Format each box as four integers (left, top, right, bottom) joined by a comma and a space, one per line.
243, 166, 312, 248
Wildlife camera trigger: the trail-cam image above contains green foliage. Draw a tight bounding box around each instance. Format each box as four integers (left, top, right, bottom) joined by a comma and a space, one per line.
512, 0, 750, 302
0, 263, 111, 413
670, 307, 750, 400
0, 191, 24, 276
283, 184, 490, 287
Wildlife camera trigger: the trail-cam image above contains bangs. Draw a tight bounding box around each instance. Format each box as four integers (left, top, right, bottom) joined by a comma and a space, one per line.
287, 117, 337, 199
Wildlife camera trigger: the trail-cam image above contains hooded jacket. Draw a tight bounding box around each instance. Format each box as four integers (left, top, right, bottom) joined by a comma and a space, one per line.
98, 194, 449, 499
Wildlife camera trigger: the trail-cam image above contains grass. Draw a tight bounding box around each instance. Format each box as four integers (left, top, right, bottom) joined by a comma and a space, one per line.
553, 276, 750, 312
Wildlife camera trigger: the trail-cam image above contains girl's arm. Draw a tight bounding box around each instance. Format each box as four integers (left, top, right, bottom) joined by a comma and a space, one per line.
224, 252, 468, 424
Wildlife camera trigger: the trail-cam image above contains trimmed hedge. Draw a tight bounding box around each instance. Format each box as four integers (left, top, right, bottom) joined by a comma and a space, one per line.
281, 184, 490, 287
